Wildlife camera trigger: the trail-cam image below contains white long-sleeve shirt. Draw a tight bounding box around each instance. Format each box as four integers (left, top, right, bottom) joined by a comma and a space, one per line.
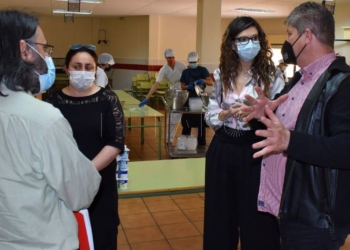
156, 61, 187, 90
96, 66, 108, 87
0, 86, 101, 249
205, 68, 285, 131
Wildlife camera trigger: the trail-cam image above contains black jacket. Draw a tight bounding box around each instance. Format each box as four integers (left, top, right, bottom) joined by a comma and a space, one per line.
278, 57, 350, 238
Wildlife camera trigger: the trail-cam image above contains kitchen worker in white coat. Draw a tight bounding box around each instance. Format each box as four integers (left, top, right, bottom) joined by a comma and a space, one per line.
96, 52, 115, 89
139, 48, 187, 143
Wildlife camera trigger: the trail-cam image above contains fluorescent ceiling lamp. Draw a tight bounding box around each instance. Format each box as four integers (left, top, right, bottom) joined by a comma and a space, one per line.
234, 8, 274, 14
53, 9, 92, 14
55, 0, 103, 3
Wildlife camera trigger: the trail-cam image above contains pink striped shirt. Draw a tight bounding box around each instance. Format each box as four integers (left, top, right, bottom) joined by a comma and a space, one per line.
257, 52, 336, 217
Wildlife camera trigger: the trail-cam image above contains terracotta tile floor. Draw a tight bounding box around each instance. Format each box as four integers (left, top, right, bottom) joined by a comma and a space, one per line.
117, 193, 350, 250
120, 105, 350, 250
117, 193, 204, 250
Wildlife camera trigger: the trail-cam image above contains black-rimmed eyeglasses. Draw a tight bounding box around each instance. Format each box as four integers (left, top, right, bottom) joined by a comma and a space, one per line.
233, 35, 260, 45
70, 44, 96, 50
26, 41, 54, 56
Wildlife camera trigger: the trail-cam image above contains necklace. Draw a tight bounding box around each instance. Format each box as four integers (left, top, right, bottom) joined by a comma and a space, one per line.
241, 70, 250, 80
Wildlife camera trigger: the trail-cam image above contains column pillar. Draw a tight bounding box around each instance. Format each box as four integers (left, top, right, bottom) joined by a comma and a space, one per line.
149, 15, 161, 74
196, 0, 222, 73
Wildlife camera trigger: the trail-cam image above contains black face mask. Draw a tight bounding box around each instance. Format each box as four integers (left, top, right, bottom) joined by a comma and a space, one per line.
104, 66, 111, 72
281, 31, 306, 65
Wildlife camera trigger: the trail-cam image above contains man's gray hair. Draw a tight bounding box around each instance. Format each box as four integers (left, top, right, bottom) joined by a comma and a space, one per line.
285, 1, 334, 48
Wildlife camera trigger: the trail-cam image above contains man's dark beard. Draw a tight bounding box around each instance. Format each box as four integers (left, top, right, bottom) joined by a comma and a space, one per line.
32, 49, 48, 75
104, 66, 111, 72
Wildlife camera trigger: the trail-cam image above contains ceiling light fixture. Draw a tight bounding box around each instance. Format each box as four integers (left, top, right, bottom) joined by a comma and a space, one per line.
234, 8, 274, 14
55, 0, 103, 3
53, 9, 92, 14
68, 0, 80, 12
64, 13, 74, 23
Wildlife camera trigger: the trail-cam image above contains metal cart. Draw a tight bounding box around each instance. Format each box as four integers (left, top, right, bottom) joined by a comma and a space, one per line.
161, 97, 209, 158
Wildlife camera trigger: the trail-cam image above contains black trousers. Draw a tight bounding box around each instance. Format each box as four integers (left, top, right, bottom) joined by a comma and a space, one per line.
279, 221, 350, 250
88, 165, 119, 250
203, 128, 281, 250
181, 113, 207, 145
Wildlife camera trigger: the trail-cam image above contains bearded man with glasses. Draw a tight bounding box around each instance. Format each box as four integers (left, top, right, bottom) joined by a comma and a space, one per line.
0, 9, 101, 249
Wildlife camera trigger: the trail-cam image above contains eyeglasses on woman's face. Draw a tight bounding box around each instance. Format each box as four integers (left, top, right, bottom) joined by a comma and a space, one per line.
233, 35, 260, 45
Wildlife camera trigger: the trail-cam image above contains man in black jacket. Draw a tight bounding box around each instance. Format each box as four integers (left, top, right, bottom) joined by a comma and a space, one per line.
241, 1, 350, 249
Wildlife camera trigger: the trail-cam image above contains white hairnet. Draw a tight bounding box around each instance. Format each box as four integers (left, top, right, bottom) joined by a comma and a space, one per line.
187, 51, 199, 62
98, 53, 115, 65
164, 48, 175, 58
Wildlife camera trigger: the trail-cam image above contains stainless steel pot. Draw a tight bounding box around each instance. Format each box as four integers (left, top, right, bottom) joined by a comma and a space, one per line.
164, 90, 189, 110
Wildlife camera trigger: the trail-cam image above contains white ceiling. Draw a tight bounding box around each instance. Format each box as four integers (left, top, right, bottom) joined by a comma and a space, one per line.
0, 0, 343, 19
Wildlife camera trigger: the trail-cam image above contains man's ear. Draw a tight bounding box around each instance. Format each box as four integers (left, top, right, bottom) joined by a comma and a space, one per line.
19, 40, 30, 60
64, 66, 69, 76
304, 29, 312, 44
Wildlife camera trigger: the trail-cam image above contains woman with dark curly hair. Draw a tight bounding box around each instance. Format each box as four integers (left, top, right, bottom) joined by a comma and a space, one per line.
203, 16, 284, 250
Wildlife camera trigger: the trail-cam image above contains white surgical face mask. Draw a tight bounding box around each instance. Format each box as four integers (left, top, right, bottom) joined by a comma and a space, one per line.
69, 71, 96, 91
236, 40, 261, 62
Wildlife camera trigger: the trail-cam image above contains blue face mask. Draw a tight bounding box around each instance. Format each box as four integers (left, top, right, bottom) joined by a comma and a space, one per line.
189, 63, 198, 69
35, 56, 56, 94
236, 41, 261, 62
26, 43, 56, 95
